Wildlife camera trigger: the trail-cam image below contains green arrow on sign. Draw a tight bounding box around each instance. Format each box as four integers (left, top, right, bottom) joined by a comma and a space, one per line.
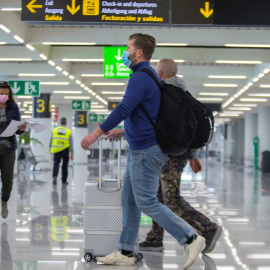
9, 80, 40, 96
72, 100, 91, 110
104, 47, 132, 79
89, 114, 105, 122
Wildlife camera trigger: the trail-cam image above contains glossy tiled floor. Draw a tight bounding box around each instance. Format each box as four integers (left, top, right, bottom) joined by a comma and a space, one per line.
1, 157, 270, 270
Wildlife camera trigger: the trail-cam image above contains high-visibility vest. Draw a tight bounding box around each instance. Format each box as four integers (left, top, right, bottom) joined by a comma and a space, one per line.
50, 126, 72, 154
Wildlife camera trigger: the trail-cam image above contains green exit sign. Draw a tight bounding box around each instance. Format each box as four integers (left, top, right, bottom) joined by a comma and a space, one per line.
9, 80, 39, 96
89, 114, 105, 122
72, 100, 91, 110
103, 47, 132, 79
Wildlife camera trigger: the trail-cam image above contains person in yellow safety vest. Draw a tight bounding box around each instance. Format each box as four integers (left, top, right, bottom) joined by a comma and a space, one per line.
50, 117, 73, 185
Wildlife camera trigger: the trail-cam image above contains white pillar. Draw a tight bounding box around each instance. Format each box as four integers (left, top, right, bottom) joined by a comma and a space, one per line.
258, 106, 270, 166
244, 113, 258, 167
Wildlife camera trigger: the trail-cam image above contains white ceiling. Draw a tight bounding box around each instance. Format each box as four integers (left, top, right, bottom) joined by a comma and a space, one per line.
1, 0, 270, 124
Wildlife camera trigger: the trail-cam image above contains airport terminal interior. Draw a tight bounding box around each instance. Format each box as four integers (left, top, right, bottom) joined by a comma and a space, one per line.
0, 0, 270, 269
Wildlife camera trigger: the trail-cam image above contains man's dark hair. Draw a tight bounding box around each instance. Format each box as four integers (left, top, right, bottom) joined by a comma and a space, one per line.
129, 33, 156, 60
60, 117, 67, 125
0, 81, 15, 103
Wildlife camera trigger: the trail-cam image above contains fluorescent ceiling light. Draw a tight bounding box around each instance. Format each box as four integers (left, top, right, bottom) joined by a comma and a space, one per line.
253, 77, 259, 82
42, 42, 97, 45
1, 8, 22, 11
240, 98, 268, 102
48, 60, 55, 66
56, 66, 63, 71
62, 58, 104, 62
69, 75, 75, 80
233, 103, 257, 107
90, 109, 109, 112
21, 115, 32, 118
246, 254, 270, 259
107, 97, 123, 100
40, 82, 69, 85
39, 54, 48, 60
92, 83, 125, 86
197, 98, 223, 101
63, 71, 69, 76
0, 58, 32, 61
102, 91, 125, 94
53, 91, 82, 94
225, 44, 270, 48
219, 113, 240, 117
14, 35, 24, 43
18, 96, 32, 99
203, 84, 238, 87
0, 42, 7, 45
199, 92, 229, 96
208, 75, 247, 79
150, 59, 185, 63
81, 74, 104, 77
260, 85, 270, 88
156, 43, 188, 46
0, 24, 10, 33
64, 96, 90, 99
216, 60, 262, 64
91, 105, 105, 108
223, 110, 243, 114
229, 107, 251, 111
176, 75, 183, 78
248, 93, 270, 97
18, 73, 56, 76
26, 44, 35, 51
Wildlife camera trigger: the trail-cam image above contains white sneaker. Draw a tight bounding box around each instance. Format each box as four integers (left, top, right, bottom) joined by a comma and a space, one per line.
96, 250, 135, 266
184, 235, 206, 269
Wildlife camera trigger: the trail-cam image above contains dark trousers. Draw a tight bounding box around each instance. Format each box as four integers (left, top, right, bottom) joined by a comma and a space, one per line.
52, 148, 69, 183
0, 151, 15, 202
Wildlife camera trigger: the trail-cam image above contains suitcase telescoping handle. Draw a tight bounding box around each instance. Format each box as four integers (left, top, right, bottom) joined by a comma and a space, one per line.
98, 135, 121, 190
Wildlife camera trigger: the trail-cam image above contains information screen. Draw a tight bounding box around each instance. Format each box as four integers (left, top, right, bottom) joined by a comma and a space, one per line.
22, 0, 169, 25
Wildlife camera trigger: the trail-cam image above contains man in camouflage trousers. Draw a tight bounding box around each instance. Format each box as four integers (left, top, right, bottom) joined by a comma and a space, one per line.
139, 59, 222, 254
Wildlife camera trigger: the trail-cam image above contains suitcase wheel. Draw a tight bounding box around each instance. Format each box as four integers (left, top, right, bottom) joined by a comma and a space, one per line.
84, 253, 93, 262
135, 252, 143, 262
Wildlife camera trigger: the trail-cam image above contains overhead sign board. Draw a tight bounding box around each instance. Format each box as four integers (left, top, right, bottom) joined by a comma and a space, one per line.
22, 0, 169, 25
104, 47, 131, 79
72, 100, 91, 110
171, 0, 213, 25
89, 114, 105, 122
108, 101, 120, 110
9, 80, 40, 96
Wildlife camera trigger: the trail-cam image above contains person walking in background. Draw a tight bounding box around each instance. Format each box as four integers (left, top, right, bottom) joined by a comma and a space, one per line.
81, 33, 205, 269
139, 59, 222, 254
0, 81, 27, 219
50, 117, 73, 185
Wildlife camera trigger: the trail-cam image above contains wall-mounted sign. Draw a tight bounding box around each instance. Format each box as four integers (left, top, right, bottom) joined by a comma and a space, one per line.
104, 47, 131, 79
89, 114, 105, 122
108, 102, 120, 110
22, 0, 169, 25
9, 80, 40, 96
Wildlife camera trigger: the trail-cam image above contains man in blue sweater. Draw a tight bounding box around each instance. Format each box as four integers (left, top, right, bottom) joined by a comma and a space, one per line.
80, 33, 205, 269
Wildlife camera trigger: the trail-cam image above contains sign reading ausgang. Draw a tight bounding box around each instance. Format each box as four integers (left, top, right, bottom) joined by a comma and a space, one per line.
21, 0, 169, 25
104, 47, 131, 78
9, 80, 40, 96
72, 100, 91, 110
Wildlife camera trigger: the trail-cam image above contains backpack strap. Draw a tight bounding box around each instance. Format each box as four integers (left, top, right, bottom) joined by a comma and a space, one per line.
134, 68, 163, 130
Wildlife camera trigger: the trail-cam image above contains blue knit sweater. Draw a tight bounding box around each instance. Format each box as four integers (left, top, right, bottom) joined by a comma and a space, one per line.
100, 61, 161, 150
6, 100, 24, 150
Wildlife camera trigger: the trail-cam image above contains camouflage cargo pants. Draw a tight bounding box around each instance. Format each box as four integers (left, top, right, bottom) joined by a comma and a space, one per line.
146, 157, 217, 242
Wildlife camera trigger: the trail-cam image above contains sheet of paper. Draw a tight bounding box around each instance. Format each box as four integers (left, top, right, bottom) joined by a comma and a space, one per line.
0, 118, 49, 137
0, 120, 23, 137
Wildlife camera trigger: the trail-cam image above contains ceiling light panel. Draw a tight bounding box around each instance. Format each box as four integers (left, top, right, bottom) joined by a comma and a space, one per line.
216, 60, 262, 64
203, 84, 238, 87
199, 92, 229, 96
248, 93, 270, 97
240, 98, 268, 102
92, 83, 125, 86
208, 75, 247, 79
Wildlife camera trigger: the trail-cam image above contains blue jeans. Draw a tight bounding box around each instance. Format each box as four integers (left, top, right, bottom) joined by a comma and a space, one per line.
117, 145, 196, 252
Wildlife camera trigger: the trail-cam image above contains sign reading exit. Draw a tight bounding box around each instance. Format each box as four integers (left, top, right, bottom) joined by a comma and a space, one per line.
104, 47, 132, 79
72, 100, 91, 110
9, 80, 40, 96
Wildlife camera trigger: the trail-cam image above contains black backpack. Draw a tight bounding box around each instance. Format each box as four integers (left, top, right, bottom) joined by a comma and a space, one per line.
138, 68, 214, 155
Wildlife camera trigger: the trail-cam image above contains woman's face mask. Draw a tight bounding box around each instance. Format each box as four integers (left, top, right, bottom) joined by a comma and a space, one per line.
0, 95, 9, 103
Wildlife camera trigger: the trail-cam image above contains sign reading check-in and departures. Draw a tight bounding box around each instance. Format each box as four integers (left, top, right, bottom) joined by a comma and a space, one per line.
72, 100, 91, 110
104, 47, 131, 79
22, 0, 169, 25
9, 80, 40, 96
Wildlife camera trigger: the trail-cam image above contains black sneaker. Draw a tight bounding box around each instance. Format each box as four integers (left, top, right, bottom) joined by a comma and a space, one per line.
139, 239, 164, 251
202, 226, 223, 254
52, 177, 57, 185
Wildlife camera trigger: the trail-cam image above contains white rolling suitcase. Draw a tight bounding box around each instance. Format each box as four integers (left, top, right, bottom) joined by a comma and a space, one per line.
83, 136, 143, 263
